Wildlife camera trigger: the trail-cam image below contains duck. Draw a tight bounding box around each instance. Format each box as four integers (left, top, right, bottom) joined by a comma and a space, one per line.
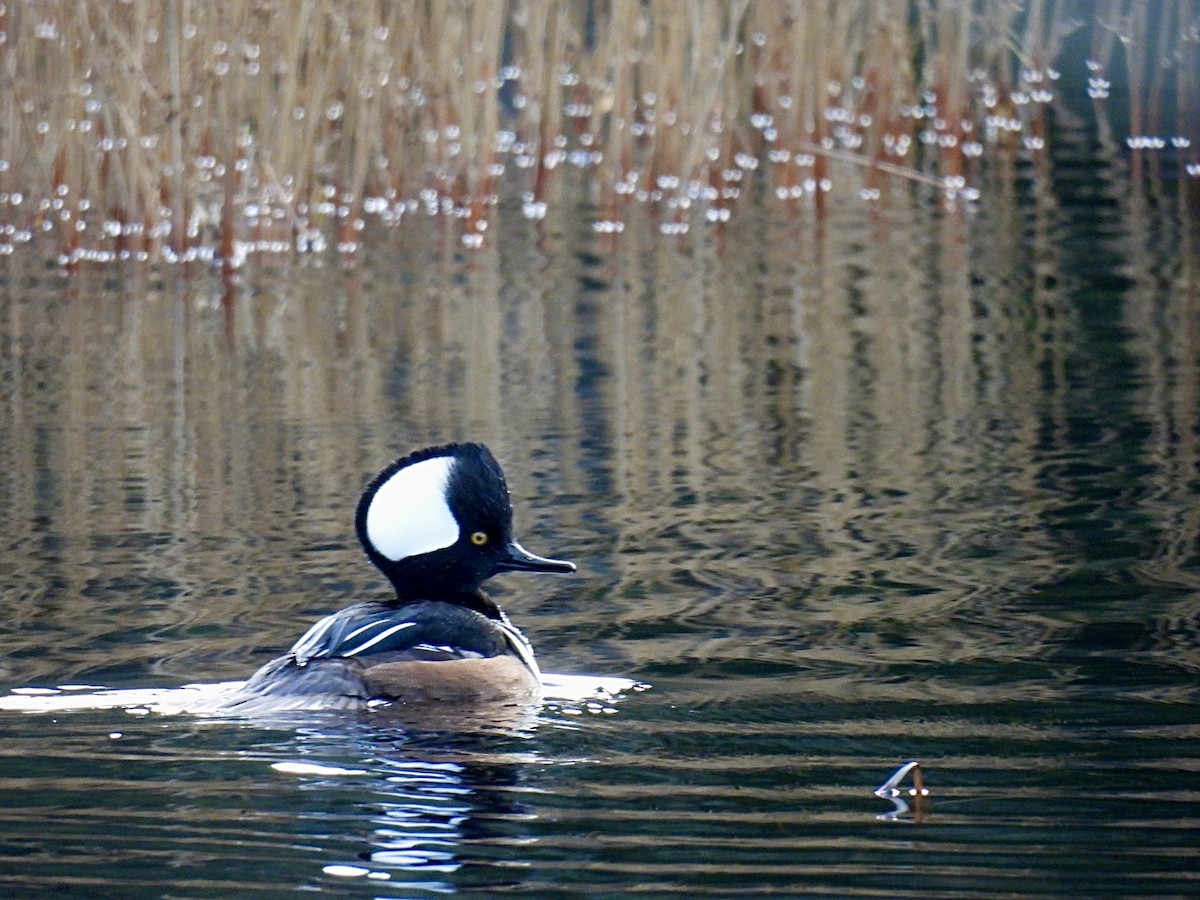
221, 442, 575, 712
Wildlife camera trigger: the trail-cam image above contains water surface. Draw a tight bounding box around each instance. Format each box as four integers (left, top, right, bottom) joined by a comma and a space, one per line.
1, 136, 1198, 896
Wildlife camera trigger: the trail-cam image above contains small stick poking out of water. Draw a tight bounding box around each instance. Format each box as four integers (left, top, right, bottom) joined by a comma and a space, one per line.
874, 760, 929, 822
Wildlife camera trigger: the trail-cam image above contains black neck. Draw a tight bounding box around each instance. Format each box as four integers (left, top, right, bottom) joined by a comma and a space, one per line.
387, 586, 504, 620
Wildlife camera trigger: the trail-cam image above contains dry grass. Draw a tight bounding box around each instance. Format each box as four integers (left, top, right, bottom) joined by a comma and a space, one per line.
0, 0, 1195, 264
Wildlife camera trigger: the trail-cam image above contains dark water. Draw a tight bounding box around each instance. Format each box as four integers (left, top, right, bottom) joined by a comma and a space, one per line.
2, 131, 1199, 895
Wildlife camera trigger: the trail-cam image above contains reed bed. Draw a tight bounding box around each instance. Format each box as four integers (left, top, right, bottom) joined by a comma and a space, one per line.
0, 0, 1195, 265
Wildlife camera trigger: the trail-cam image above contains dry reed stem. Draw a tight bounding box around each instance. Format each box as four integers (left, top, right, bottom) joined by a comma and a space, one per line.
0, 0, 1193, 264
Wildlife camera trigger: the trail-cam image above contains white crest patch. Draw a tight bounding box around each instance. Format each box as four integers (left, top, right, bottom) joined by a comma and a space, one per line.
365, 455, 459, 561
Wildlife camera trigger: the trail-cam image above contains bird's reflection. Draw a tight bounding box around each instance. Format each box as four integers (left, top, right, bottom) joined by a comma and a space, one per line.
359, 753, 537, 893
260, 695, 609, 891
0, 674, 640, 890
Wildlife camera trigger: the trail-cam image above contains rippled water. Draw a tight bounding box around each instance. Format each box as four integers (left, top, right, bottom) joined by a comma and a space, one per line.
2, 133, 1199, 895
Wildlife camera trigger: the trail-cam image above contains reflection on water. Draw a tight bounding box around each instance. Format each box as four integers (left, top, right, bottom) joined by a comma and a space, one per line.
1, 120, 1198, 894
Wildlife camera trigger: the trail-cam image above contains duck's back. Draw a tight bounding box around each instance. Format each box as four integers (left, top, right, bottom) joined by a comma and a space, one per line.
221, 600, 541, 712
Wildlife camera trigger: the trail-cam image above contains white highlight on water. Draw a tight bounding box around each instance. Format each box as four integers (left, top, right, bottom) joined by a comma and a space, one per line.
273, 762, 369, 776
0, 673, 647, 716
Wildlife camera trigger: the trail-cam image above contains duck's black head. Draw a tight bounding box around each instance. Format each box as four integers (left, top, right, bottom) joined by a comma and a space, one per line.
355, 442, 575, 607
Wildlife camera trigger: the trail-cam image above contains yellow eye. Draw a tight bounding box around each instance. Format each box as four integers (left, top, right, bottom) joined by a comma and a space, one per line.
470, 531, 489, 546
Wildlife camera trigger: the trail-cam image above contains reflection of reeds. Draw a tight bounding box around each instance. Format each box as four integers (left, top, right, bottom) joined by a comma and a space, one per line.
1, 104, 1194, 696
1, 1, 1194, 263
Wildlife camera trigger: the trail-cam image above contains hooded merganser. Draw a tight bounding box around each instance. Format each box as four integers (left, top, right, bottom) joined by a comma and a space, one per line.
222, 442, 575, 712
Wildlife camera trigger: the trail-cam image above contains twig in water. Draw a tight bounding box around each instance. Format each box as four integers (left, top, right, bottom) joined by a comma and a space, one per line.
874, 760, 929, 822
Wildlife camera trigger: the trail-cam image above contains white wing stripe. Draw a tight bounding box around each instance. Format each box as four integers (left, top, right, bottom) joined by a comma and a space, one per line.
290, 613, 337, 660
340, 622, 416, 657
340, 620, 383, 643
497, 620, 540, 678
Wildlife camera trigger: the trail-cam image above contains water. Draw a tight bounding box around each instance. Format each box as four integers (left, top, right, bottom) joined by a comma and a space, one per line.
1, 135, 1198, 895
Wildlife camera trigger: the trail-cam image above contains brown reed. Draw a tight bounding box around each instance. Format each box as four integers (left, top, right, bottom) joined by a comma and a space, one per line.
0, 0, 1193, 265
